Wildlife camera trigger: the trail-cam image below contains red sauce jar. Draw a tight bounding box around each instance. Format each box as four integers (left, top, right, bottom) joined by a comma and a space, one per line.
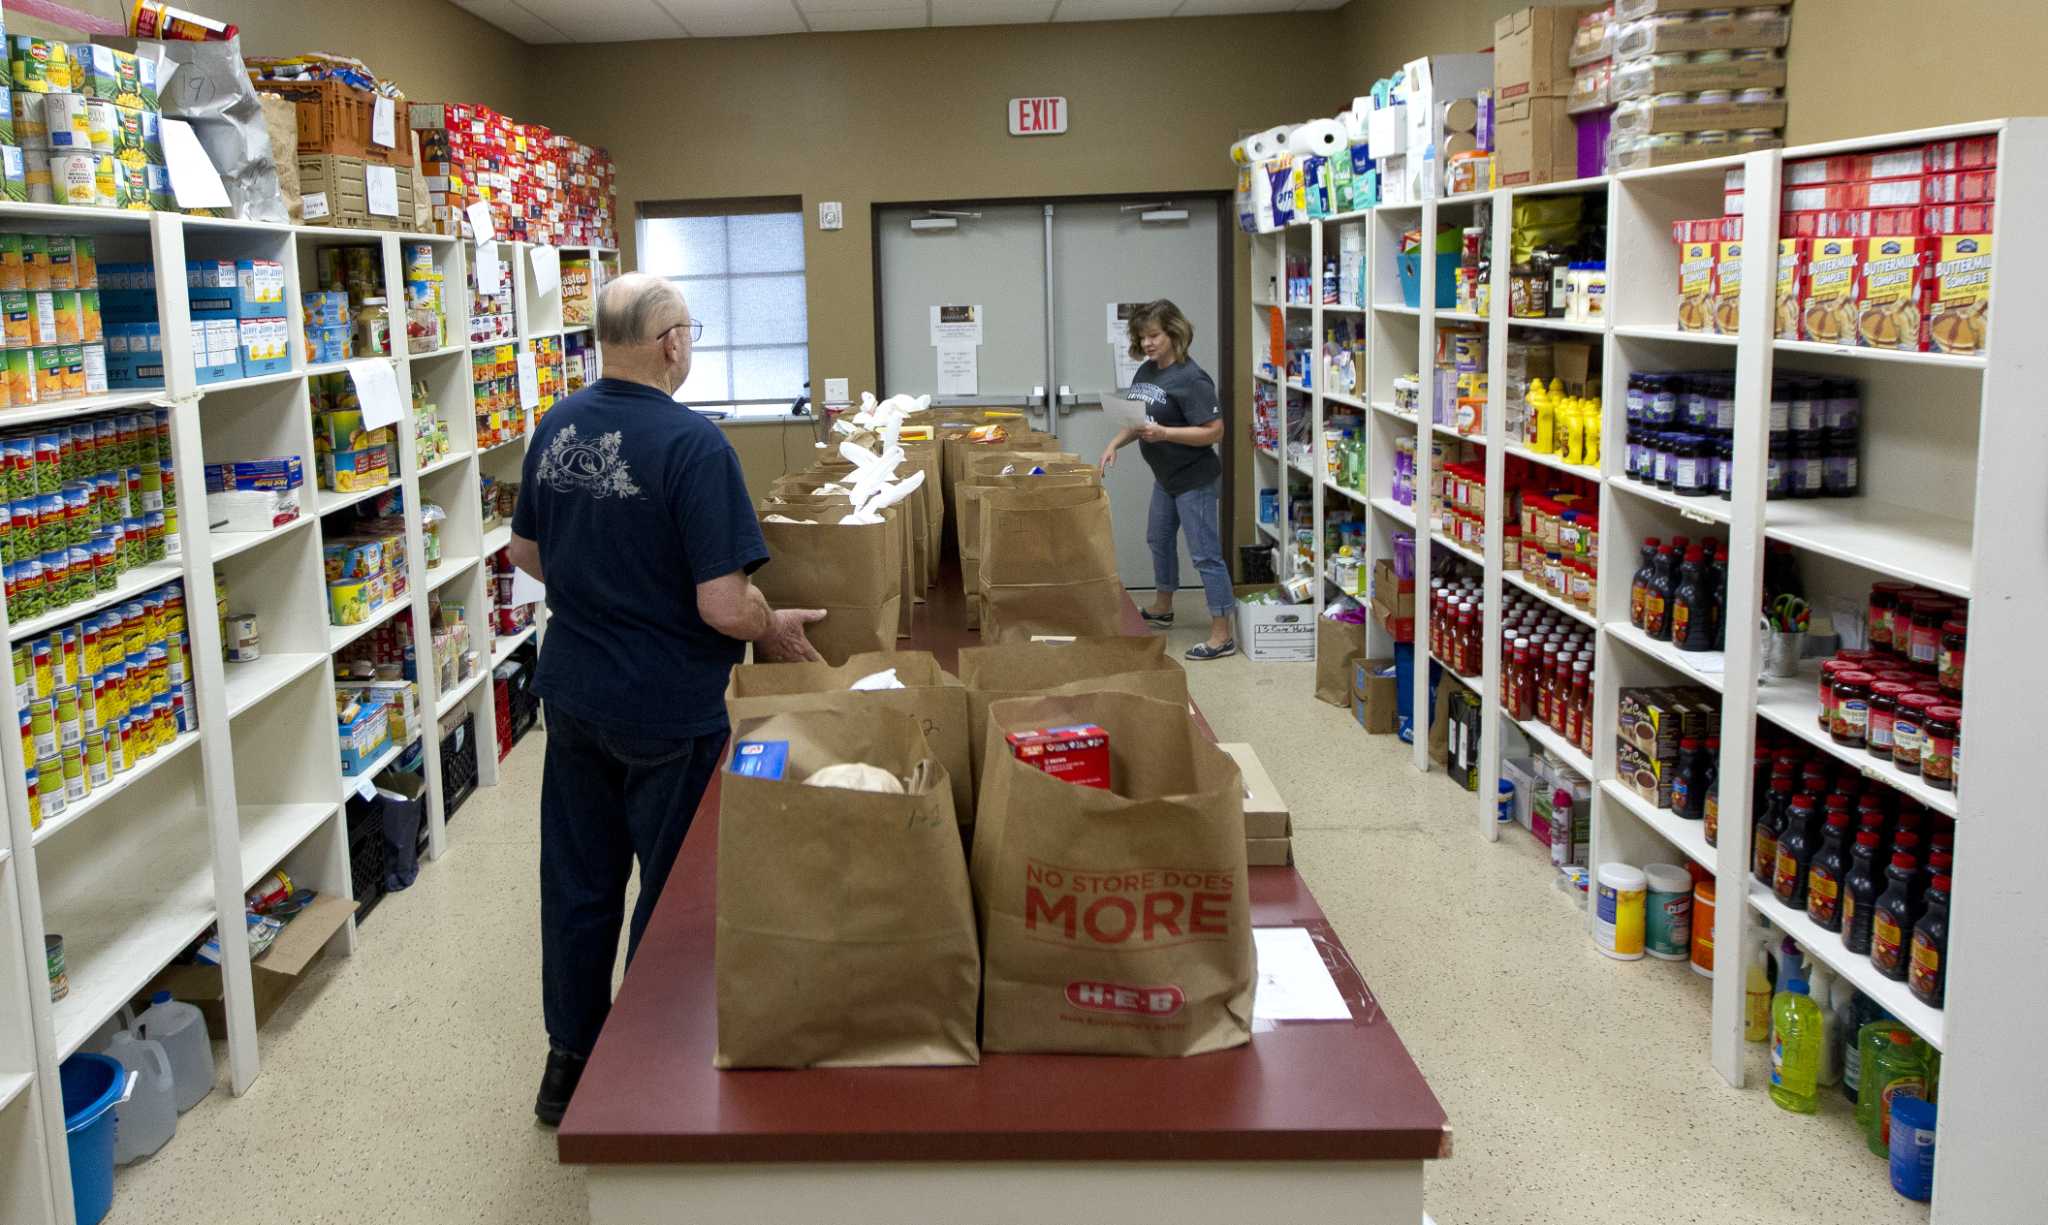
1893, 693, 1941, 773
1830, 670, 1874, 748
1868, 581, 1912, 654
1867, 682, 1911, 761
1939, 617, 1966, 697
1922, 706, 1961, 790
1890, 591, 1937, 659
1818, 659, 1851, 731
1907, 599, 1948, 673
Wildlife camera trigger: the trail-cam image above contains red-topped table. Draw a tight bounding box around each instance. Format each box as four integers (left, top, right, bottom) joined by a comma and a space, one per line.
559, 582, 1450, 1224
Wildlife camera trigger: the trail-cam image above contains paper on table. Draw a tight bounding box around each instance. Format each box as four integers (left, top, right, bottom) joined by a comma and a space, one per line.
364, 164, 399, 218
1251, 926, 1352, 1022
466, 201, 496, 245
1097, 391, 1151, 431
516, 349, 540, 410
372, 96, 396, 148
530, 245, 561, 296
474, 241, 502, 293
510, 566, 546, 606
936, 342, 978, 395
347, 359, 405, 430
160, 118, 230, 209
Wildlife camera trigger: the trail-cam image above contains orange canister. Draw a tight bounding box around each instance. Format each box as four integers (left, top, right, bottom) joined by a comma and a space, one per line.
1690, 877, 1716, 978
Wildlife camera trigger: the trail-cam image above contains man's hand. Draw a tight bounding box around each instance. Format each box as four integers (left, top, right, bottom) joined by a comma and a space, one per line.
757, 607, 826, 662
1098, 443, 1118, 475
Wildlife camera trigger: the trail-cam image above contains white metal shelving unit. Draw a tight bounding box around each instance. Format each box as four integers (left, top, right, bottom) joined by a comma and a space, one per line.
0, 205, 615, 1224
1242, 118, 2046, 1223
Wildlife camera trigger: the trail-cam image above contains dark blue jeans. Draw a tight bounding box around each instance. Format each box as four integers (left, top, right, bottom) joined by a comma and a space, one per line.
540, 707, 725, 1057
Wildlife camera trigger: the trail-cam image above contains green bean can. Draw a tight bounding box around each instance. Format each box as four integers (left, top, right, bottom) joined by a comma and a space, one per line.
45, 933, 66, 1002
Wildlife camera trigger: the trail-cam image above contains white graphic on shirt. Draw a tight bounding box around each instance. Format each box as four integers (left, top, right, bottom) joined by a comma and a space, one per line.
535, 424, 642, 499
1126, 381, 1168, 406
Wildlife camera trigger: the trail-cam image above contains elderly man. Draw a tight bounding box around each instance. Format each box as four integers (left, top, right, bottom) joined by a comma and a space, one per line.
509, 273, 822, 1125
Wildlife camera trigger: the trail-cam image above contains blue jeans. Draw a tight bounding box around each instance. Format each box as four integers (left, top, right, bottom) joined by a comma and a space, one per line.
1148, 479, 1234, 618
540, 707, 725, 1057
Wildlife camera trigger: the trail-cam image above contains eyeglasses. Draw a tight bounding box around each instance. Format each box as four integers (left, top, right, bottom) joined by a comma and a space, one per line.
661, 319, 705, 343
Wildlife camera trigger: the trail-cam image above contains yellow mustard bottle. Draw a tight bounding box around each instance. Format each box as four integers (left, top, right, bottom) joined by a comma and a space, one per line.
1530, 380, 1554, 454
1584, 397, 1602, 467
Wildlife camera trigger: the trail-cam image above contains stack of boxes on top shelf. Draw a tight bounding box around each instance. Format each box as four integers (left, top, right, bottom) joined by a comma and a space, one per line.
1362, 53, 1495, 204
191, 258, 289, 385
1673, 132, 1997, 356
6, 35, 171, 211
1572, 0, 1793, 177
1219, 743, 1292, 865
409, 103, 618, 247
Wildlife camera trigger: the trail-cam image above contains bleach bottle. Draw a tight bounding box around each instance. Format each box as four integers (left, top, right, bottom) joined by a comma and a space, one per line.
102, 1031, 176, 1163
130, 991, 214, 1112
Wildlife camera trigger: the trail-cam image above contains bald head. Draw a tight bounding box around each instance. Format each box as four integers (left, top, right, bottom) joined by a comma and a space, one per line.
597, 273, 687, 347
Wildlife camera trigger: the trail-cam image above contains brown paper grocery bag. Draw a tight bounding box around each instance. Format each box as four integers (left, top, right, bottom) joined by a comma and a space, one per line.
716, 708, 979, 1068
761, 493, 916, 638
724, 650, 973, 821
752, 506, 903, 665
958, 467, 1097, 627
899, 440, 945, 583
1314, 613, 1368, 706
941, 427, 1060, 518
956, 636, 1189, 781
977, 483, 1124, 644
971, 690, 1253, 1057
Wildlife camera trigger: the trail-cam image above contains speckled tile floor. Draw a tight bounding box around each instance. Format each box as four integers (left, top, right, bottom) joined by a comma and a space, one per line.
101, 595, 1930, 1224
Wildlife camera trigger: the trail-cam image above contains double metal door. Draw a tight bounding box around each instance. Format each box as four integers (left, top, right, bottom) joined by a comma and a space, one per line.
877, 198, 1224, 588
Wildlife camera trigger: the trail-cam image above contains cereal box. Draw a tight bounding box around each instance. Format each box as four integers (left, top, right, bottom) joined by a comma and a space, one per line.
1856, 236, 1924, 351
1800, 238, 1859, 346
1676, 241, 1714, 332
1926, 235, 1992, 356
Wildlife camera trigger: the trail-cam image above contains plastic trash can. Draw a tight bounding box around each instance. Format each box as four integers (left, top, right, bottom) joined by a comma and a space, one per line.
60, 1052, 130, 1225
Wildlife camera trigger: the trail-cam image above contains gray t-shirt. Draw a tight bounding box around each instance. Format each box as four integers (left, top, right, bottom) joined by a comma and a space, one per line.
1128, 358, 1223, 496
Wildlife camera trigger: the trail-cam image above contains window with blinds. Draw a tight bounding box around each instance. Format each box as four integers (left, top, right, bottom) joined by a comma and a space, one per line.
637, 200, 808, 412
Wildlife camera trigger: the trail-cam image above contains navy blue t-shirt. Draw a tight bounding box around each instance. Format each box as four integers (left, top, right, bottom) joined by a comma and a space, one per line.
512, 379, 768, 738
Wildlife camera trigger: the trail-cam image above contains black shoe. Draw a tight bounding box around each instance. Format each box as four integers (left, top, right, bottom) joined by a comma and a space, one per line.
1185, 639, 1237, 661
1140, 608, 1175, 627
535, 1048, 587, 1127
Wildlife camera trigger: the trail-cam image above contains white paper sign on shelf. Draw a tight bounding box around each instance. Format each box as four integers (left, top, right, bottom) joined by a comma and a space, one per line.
466, 200, 495, 244
355, 773, 379, 803
936, 342, 978, 395
510, 566, 546, 606
347, 358, 405, 430
1251, 927, 1352, 1022
474, 241, 502, 292
516, 349, 540, 410
530, 245, 561, 296
301, 191, 330, 221
364, 164, 399, 218
159, 118, 230, 209
372, 96, 396, 148
929, 304, 982, 346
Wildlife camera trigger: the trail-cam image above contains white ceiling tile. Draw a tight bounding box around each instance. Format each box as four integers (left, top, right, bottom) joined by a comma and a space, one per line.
517, 0, 688, 41
451, 0, 576, 43
1172, 0, 1300, 14
803, 6, 929, 30
656, 0, 808, 36
1052, 0, 1180, 20
932, 0, 1058, 27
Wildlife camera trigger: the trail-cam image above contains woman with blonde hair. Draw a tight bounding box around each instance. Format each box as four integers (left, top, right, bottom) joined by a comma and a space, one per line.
1098, 299, 1234, 660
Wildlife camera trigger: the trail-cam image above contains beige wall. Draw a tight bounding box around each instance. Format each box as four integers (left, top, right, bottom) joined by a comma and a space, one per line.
8, 0, 536, 116
530, 17, 1336, 543
723, 420, 824, 499
1331, 0, 2048, 144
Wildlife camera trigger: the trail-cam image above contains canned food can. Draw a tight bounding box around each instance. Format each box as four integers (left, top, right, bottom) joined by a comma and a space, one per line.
35, 755, 64, 819
42, 91, 90, 148
10, 91, 46, 144
60, 742, 84, 800
54, 684, 80, 747
82, 97, 116, 153
85, 728, 109, 785
48, 150, 96, 206
45, 933, 67, 1002
28, 696, 56, 758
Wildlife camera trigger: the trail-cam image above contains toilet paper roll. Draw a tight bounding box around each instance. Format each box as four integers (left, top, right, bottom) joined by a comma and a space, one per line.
1229, 139, 1250, 165
1287, 118, 1348, 159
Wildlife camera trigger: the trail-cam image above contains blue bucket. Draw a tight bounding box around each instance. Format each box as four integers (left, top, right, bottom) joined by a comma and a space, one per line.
60, 1052, 126, 1225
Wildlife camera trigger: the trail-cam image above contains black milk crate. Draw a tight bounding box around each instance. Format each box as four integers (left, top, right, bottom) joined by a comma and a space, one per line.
347, 795, 386, 925
440, 711, 479, 823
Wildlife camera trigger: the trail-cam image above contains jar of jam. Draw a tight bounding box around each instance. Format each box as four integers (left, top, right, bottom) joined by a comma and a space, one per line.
1817, 659, 1851, 731
1907, 599, 1947, 673
1891, 591, 1936, 659
1867, 682, 1910, 760
1938, 617, 1966, 697
1922, 706, 1961, 790
1830, 670, 1873, 747
1867, 581, 1910, 654
1893, 693, 1940, 773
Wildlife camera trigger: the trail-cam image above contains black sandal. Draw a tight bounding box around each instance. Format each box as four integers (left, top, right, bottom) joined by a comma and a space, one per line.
1185, 639, 1237, 661
1141, 609, 1175, 627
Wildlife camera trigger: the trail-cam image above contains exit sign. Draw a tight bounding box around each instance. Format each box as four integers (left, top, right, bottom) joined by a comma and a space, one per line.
1009, 96, 1067, 137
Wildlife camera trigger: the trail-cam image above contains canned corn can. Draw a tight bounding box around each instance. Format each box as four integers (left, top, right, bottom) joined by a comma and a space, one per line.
85, 728, 108, 786
45, 933, 66, 1001
28, 695, 56, 758
48, 150, 96, 206
34, 755, 63, 820
54, 684, 79, 747
41, 91, 90, 148
60, 742, 84, 800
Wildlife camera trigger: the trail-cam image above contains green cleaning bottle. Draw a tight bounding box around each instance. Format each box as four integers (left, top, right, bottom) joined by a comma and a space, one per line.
1769, 977, 1824, 1113
1864, 1028, 1935, 1156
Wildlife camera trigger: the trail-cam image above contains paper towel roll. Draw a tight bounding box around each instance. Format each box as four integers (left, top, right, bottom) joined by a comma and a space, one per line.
1244, 125, 1288, 161
1229, 139, 1250, 164
1442, 98, 1479, 134
1287, 118, 1347, 159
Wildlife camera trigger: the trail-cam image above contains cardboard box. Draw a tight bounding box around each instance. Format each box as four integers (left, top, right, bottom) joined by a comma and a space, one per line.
1618, 687, 1711, 757
1245, 837, 1294, 867
1610, 134, 1780, 173
1007, 723, 1112, 790
1352, 655, 1398, 734
1618, 741, 1674, 809
1218, 742, 1290, 839
1495, 7, 1599, 102
143, 893, 357, 1032
1234, 584, 1317, 662
1622, 101, 1788, 136
1495, 96, 1577, 188
1610, 56, 1787, 101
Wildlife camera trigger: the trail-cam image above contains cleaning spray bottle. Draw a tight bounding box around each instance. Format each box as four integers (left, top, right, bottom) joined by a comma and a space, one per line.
1803, 958, 1843, 1086
1744, 931, 1773, 1042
